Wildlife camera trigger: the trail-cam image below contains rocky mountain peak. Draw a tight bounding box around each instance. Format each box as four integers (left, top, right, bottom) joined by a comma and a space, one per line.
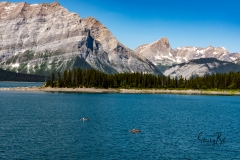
0, 2, 64, 21
51, 2, 61, 7
0, 2, 161, 75
134, 38, 171, 54
134, 38, 173, 67
154, 38, 170, 49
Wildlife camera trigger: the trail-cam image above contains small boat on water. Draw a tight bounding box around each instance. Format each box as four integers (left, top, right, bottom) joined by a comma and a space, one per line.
80, 118, 89, 121
130, 128, 141, 133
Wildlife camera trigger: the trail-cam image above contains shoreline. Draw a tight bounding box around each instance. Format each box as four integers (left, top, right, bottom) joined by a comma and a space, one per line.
1, 87, 240, 95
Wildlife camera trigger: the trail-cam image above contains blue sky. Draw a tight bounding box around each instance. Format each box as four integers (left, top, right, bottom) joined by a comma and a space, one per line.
5, 0, 240, 52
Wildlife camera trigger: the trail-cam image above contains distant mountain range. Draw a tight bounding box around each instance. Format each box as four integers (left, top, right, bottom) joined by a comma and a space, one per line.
0, 2, 239, 79
135, 38, 239, 67
134, 38, 240, 77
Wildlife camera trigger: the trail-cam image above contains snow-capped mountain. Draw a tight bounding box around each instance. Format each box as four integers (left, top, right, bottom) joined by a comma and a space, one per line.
135, 38, 240, 71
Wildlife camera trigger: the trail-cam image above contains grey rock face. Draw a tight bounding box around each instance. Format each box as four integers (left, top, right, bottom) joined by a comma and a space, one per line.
134, 38, 173, 68
164, 58, 240, 79
0, 2, 161, 75
135, 38, 240, 69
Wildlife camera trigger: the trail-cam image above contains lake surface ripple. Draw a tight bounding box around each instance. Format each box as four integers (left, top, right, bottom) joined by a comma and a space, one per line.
0, 90, 240, 159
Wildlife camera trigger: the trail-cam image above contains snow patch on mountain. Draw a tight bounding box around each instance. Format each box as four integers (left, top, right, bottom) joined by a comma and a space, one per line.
12, 63, 19, 68
230, 57, 237, 60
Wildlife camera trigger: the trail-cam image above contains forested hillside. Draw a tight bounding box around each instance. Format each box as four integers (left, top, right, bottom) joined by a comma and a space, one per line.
0, 69, 47, 82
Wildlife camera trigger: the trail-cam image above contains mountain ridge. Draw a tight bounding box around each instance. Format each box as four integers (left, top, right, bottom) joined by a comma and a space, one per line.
164, 58, 240, 78
0, 2, 161, 75
135, 38, 240, 67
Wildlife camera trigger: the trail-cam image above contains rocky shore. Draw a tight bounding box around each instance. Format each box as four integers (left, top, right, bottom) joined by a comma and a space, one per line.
1, 87, 240, 95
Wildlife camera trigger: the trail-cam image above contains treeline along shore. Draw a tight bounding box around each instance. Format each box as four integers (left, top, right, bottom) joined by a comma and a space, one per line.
45, 68, 240, 90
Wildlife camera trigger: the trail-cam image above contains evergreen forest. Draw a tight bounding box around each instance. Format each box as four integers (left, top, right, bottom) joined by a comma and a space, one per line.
45, 68, 240, 90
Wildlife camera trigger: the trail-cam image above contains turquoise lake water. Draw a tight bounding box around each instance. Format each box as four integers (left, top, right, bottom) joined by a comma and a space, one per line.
0, 82, 44, 88
0, 83, 240, 159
